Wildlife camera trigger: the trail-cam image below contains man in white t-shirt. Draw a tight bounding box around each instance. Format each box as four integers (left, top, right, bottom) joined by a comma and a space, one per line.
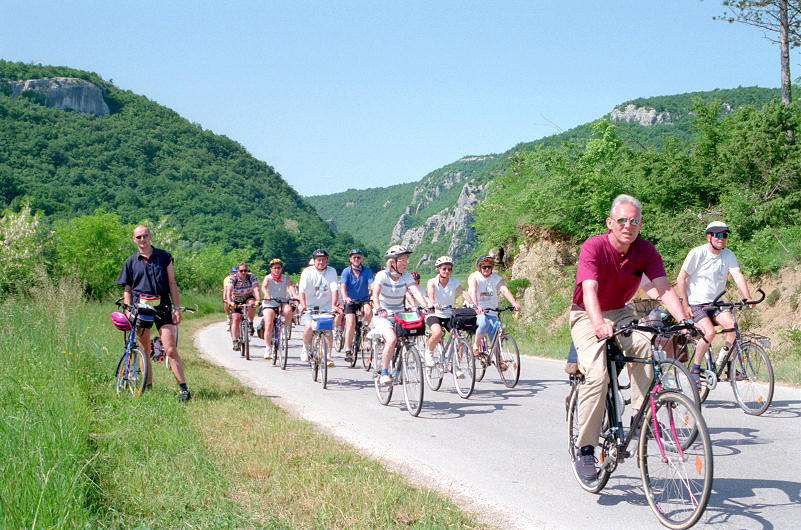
676, 221, 752, 382
297, 249, 340, 365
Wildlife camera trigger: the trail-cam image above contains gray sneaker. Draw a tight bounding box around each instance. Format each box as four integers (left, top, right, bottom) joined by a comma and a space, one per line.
576, 451, 597, 481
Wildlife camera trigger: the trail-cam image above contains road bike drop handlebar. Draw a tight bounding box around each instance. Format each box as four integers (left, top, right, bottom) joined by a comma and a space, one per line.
703, 288, 766, 311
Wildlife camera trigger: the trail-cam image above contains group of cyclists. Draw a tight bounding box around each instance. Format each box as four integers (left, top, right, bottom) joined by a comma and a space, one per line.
222, 245, 522, 386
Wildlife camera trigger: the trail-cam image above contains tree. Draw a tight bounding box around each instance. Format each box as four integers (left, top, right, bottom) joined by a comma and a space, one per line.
716, 1, 801, 104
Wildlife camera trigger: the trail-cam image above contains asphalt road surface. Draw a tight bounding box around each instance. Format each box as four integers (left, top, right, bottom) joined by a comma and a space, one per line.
196, 322, 801, 529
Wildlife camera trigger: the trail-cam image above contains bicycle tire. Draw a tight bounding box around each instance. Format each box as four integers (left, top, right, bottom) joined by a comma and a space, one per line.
319, 334, 329, 389
311, 335, 320, 382
659, 358, 701, 410
115, 346, 149, 396
497, 334, 520, 388
349, 325, 360, 368
271, 323, 279, 366
680, 339, 711, 403
452, 337, 475, 399
402, 344, 424, 416
475, 336, 487, 382
240, 319, 249, 360
731, 341, 774, 416
280, 324, 289, 370
424, 343, 444, 391
374, 342, 393, 405
638, 391, 713, 529
335, 325, 344, 352
567, 380, 611, 493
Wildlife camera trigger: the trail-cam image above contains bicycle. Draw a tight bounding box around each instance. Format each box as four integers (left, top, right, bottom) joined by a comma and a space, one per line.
341, 299, 371, 368
473, 306, 520, 388
424, 306, 476, 399
263, 297, 298, 370
370, 310, 425, 417
112, 298, 196, 396
677, 288, 774, 416
231, 300, 255, 360
307, 307, 335, 389
566, 321, 712, 530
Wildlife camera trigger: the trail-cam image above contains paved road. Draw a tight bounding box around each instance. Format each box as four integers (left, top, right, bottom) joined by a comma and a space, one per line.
196, 322, 801, 529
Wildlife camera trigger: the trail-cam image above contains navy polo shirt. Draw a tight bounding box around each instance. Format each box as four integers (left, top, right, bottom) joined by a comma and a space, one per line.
117, 247, 174, 304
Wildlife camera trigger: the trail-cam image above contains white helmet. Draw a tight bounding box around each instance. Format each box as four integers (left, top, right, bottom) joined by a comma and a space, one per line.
384, 244, 412, 259
705, 221, 729, 234
435, 255, 454, 268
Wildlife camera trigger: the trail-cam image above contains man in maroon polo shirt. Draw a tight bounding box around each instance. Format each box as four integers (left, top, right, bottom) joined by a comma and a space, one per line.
570, 195, 686, 481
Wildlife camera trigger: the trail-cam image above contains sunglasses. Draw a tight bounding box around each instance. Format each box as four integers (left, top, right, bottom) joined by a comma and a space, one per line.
614, 217, 642, 226
480, 265, 493, 270
710, 232, 729, 239
238, 269, 249, 273
135, 234, 151, 239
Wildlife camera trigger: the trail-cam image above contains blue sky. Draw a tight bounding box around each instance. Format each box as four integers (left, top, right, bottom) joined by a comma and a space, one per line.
1, 1, 785, 196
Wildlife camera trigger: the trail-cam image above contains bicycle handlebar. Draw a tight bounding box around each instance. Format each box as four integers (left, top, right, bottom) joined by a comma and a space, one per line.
608, 319, 699, 339
707, 288, 765, 309
484, 305, 516, 314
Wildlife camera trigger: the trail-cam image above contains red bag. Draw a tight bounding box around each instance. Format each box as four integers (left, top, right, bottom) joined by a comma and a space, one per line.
393, 311, 425, 337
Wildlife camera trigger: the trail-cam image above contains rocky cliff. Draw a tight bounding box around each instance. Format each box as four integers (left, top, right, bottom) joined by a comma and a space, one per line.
9, 77, 109, 116
609, 104, 672, 126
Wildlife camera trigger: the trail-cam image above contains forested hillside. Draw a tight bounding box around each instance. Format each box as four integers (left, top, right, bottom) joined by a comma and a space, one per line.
0, 61, 374, 288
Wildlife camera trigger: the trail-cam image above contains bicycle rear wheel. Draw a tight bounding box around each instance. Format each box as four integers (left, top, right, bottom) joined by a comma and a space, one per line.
402, 344, 424, 417
680, 339, 711, 403
474, 336, 487, 382
335, 324, 344, 352
364, 337, 378, 371
452, 337, 475, 399
567, 379, 612, 493
731, 341, 774, 416
497, 334, 520, 388
424, 343, 444, 391
280, 324, 290, 370
659, 359, 701, 410
638, 391, 713, 530
115, 347, 149, 396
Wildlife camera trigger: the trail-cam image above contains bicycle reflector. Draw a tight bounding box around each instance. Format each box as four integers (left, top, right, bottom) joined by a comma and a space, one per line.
111, 311, 133, 331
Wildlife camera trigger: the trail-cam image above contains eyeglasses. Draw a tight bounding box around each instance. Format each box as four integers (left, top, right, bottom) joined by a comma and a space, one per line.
710, 232, 729, 239
351, 255, 362, 259
238, 269, 248, 273
440, 267, 453, 272
614, 217, 642, 227
135, 234, 150, 240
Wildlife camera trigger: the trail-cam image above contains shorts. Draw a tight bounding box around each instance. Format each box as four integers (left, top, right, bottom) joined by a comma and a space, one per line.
476, 312, 498, 335
344, 301, 370, 315
137, 304, 174, 330
690, 304, 730, 323
371, 315, 395, 337
425, 315, 452, 331
231, 296, 256, 313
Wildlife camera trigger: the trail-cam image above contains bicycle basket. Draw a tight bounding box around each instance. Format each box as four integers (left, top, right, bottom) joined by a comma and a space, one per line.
111, 311, 132, 331
311, 314, 334, 330
393, 311, 425, 337
451, 307, 478, 332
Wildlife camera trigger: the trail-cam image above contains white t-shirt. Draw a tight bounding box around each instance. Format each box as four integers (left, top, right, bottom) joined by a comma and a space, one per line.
470, 271, 503, 310
681, 244, 740, 306
429, 277, 461, 318
374, 269, 415, 314
263, 274, 291, 307
298, 266, 338, 311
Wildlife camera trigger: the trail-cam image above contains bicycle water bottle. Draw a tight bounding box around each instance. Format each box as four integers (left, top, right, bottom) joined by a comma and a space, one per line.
653, 345, 666, 362
615, 385, 625, 413
715, 346, 730, 367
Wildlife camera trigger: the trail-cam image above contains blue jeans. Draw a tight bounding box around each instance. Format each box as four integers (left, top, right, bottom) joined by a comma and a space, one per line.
476, 313, 498, 337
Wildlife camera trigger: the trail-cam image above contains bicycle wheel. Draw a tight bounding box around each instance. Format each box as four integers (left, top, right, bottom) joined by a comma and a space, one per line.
318, 334, 329, 388
680, 339, 711, 403
280, 324, 290, 370
402, 344, 424, 417
497, 334, 520, 388
271, 324, 279, 366
424, 343, 444, 391
374, 345, 393, 406
240, 319, 250, 360
349, 326, 361, 368
335, 324, 344, 352
311, 335, 320, 382
567, 380, 612, 493
659, 359, 701, 411
115, 347, 149, 396
638, 391, 713, 530
364, 337, 378, 371
731, 341, 774, 416
475, 336, 487, 382
452, 337, 476, 399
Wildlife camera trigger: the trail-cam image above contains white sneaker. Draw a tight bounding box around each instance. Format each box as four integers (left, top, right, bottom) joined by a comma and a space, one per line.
264, 347, 273, 360
424, 350, 435, 368
455, 370, 465, 379
300, 347, 309, 363
380, 373, 392, 385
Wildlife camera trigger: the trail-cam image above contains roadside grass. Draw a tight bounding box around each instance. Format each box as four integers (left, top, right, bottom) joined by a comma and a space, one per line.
0, 282, 484, 528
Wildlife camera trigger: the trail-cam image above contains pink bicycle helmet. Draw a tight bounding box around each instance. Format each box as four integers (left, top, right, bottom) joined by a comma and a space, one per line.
111, 311, 132, 331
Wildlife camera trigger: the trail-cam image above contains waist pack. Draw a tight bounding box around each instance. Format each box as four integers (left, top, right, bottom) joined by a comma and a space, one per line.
393, 311, 425, 337
451, 307, 478, 332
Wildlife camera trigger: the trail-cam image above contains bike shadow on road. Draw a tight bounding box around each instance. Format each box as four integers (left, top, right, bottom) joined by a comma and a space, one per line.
468, 378, 562, 401
708, 426, 771, 457
701, 397, 801, 418
702, 476, 801, 529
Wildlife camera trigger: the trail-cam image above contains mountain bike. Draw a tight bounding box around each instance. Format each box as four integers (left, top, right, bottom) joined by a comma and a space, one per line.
474, 306, 520, 388
424, 307, 476, 398
231, 301, 254, 360
370, 310, 425, 417
677, 288, 774, 415
308, 308, 335, 389
263, 297, 298, 370
112, 298, 196, 396
566, 321, 712, 530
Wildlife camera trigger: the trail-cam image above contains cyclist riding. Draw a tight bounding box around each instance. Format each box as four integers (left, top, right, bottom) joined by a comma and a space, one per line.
425, 256, 476, 370
371, 245, 429, 385
297, 249, 339, 366
225, 262, 260, 351
467, 254, 521, 356
260, 258, 297, 359
676, 221, 753, 385
223, 266, 236, 330
569, 195, 688, 481
340, 248, 374, 363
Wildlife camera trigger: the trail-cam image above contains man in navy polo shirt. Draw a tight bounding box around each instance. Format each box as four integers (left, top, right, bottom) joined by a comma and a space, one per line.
117, 224, 191, 401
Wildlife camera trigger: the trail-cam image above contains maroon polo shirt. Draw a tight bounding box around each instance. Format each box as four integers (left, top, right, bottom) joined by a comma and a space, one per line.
572, 231, 665, 311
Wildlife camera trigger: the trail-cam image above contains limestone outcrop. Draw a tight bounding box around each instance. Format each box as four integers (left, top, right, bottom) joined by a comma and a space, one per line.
8, 77, 109, 116
609, 104, 671, 126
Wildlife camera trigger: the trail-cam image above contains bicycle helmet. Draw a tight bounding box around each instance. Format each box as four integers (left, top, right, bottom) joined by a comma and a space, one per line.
312, 249, 329, 258
435, 255, 454, 268
410, 271, 420, 281
111, 311, 132, 331
269, 258, 283, 267
349, 248, 362, 256
231, 266, 237, 272
384, 244, 412, 259
705, 221, 729, 234
476, 254, 494, 268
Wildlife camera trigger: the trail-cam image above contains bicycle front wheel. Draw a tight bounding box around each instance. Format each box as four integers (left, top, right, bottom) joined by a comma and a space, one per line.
319, 334, 329, 388
349, 326, 361, 368
474, 336, 487, 382
335, 325, 344, 352
731, 341, 774, 416
311, 335, 320, 382
424, 343, 444, 391
402, 344, 424, 417
452, 337, 476, 399
638, 391, 713, 530
680, 339, 711, 403
373, 342, 392, 405
497, 334, 520, 388
115, 347, 149, 396
280, 324, 290, 370
567, 379, 612, 493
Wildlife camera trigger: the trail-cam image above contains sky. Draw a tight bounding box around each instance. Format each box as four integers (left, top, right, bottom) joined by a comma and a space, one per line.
1, 1, 787, 196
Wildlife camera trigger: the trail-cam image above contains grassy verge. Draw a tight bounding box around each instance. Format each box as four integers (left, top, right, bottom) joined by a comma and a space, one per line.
0, 282, 483, 528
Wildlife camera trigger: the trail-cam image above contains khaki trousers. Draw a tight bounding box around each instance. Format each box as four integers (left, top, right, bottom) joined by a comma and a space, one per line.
569, 308, 653, 449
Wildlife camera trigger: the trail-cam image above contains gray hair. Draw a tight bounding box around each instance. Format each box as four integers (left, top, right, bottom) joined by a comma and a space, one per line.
609, 194, 642, 218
